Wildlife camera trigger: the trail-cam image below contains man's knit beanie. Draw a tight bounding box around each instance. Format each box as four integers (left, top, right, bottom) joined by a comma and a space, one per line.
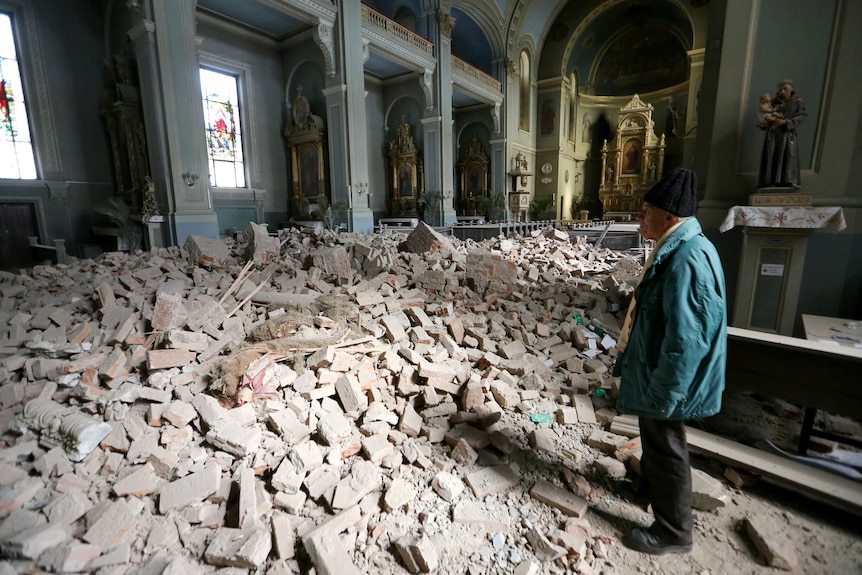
643, 167, 698, 217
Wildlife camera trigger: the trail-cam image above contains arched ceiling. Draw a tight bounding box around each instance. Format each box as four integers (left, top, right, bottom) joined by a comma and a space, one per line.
537, 0, 697, 80
564, 0, 692, 84
451, 8, 493, 73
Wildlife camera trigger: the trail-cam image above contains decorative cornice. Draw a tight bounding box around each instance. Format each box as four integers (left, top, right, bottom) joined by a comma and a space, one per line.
256, 0, 337, 23
195, 8, 279, 47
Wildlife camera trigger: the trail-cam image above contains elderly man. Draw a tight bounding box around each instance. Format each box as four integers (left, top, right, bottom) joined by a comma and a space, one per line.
614, 167, 727, 555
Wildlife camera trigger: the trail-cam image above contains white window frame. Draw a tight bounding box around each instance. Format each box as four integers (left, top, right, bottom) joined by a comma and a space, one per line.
199, 53, 256, 192
0, 0, 60, 184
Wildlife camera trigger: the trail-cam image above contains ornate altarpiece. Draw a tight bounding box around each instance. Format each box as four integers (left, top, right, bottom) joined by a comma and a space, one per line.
101, 54, 150, 206
600, 94, 666, 217
508, 152, 532, 222
285, 87, 328, 218
457, 135, 490, 216
388, 119, 424, 217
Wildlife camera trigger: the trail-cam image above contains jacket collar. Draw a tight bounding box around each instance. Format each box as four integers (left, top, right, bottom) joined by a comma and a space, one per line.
642, 218, 702, 280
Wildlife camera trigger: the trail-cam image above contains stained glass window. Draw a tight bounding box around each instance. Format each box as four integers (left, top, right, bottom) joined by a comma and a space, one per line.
200, 67, 245, 188
0, 12, 36, 179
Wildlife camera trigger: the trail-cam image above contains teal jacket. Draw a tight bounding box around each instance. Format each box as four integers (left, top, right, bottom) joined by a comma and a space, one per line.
615, 218, 727, 420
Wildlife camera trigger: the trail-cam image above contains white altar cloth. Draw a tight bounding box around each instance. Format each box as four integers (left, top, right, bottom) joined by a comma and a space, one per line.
719, 206, 846, 233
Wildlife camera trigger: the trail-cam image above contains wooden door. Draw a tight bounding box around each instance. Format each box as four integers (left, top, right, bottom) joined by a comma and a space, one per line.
0, 202, 38, 270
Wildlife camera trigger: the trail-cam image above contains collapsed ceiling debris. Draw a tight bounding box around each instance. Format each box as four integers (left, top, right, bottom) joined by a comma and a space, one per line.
0, 223, 746, 573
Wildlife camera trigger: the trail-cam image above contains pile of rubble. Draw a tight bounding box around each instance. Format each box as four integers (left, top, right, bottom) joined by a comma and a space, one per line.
0, 222, 724, 574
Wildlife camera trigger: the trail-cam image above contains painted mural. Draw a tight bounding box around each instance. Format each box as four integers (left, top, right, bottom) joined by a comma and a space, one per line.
592, 25, 688, 96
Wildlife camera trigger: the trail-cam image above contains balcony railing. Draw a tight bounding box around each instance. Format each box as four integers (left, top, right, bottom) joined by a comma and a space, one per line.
451, 55, 501, 92
360, 5, 433, 56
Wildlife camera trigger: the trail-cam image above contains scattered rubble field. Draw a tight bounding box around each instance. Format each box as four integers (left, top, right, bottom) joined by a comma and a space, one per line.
0, 222, 860, 574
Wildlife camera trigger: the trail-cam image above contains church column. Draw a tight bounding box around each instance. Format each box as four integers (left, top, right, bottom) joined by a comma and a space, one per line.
421, 10, 456, 226
129, 0, 218, 246
489, 138, 508, 221
324, 0, 373, 234
498, 58, 521, 222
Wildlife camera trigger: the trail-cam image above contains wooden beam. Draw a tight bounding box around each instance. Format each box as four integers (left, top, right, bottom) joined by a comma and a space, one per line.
686, 427, 862, 516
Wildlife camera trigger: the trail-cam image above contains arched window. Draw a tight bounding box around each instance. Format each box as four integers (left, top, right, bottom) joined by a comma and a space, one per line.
519, 50, 530, 132
0, 12, 36, 179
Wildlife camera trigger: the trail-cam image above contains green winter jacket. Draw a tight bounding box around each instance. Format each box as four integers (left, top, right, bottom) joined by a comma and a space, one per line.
615, 218, 727, 420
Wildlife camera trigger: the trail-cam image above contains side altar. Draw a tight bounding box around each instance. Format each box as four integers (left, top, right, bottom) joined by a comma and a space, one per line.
599, 94, 666, 219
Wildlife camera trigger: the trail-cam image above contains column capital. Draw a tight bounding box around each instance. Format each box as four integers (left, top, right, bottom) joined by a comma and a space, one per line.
438, 11, 456, 38
128, 19, 155, 44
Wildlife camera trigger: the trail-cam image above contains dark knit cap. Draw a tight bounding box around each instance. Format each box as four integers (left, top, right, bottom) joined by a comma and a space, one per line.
643, 167, 698, 217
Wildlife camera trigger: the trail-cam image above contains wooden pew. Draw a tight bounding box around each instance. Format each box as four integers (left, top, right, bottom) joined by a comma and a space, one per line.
725, 326, 862, 452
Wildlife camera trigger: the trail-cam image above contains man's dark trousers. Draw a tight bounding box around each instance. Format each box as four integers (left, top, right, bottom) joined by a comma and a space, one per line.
639, 417, 693, 544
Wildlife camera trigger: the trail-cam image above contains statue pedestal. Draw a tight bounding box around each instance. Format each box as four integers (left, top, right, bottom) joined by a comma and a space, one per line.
720, 206, 846, 335
144, 215, 166, 251
509, 190, 529, 222
749, 190, 811, 206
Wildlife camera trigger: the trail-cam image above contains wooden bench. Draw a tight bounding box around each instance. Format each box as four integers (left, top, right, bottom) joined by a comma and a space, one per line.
726, 326, 862, 453
28, 237, 67, 265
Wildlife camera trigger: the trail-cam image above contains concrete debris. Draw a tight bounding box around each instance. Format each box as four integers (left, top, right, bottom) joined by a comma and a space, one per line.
395, 534, 439, 573
243, 222, 280, 264
0, 226, 666, 572
16, 398, 112, 462
204, 527, 272, 568
692, 468, 728, 511
742, 516, 800, 571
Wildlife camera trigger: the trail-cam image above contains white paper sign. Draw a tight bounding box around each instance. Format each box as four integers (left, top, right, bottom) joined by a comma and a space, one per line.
760, 263, 785, 277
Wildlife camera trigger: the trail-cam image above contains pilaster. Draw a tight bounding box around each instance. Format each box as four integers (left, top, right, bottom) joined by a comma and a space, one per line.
422, 9, 456, 226
489, 138, 508, 221
129, 0, 218, 246
683, 48, 706, 168
331, 0, 373, 233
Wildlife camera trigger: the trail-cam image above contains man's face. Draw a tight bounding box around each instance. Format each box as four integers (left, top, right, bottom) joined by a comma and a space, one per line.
776, 84, 792, 102
636, 202, 676, 241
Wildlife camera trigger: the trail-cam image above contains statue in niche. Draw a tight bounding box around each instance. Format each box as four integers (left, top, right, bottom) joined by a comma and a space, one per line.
141, 176, 160, 223
758, 79, 806, 189
293, 85, 310, 127
513, 151, 528, 173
